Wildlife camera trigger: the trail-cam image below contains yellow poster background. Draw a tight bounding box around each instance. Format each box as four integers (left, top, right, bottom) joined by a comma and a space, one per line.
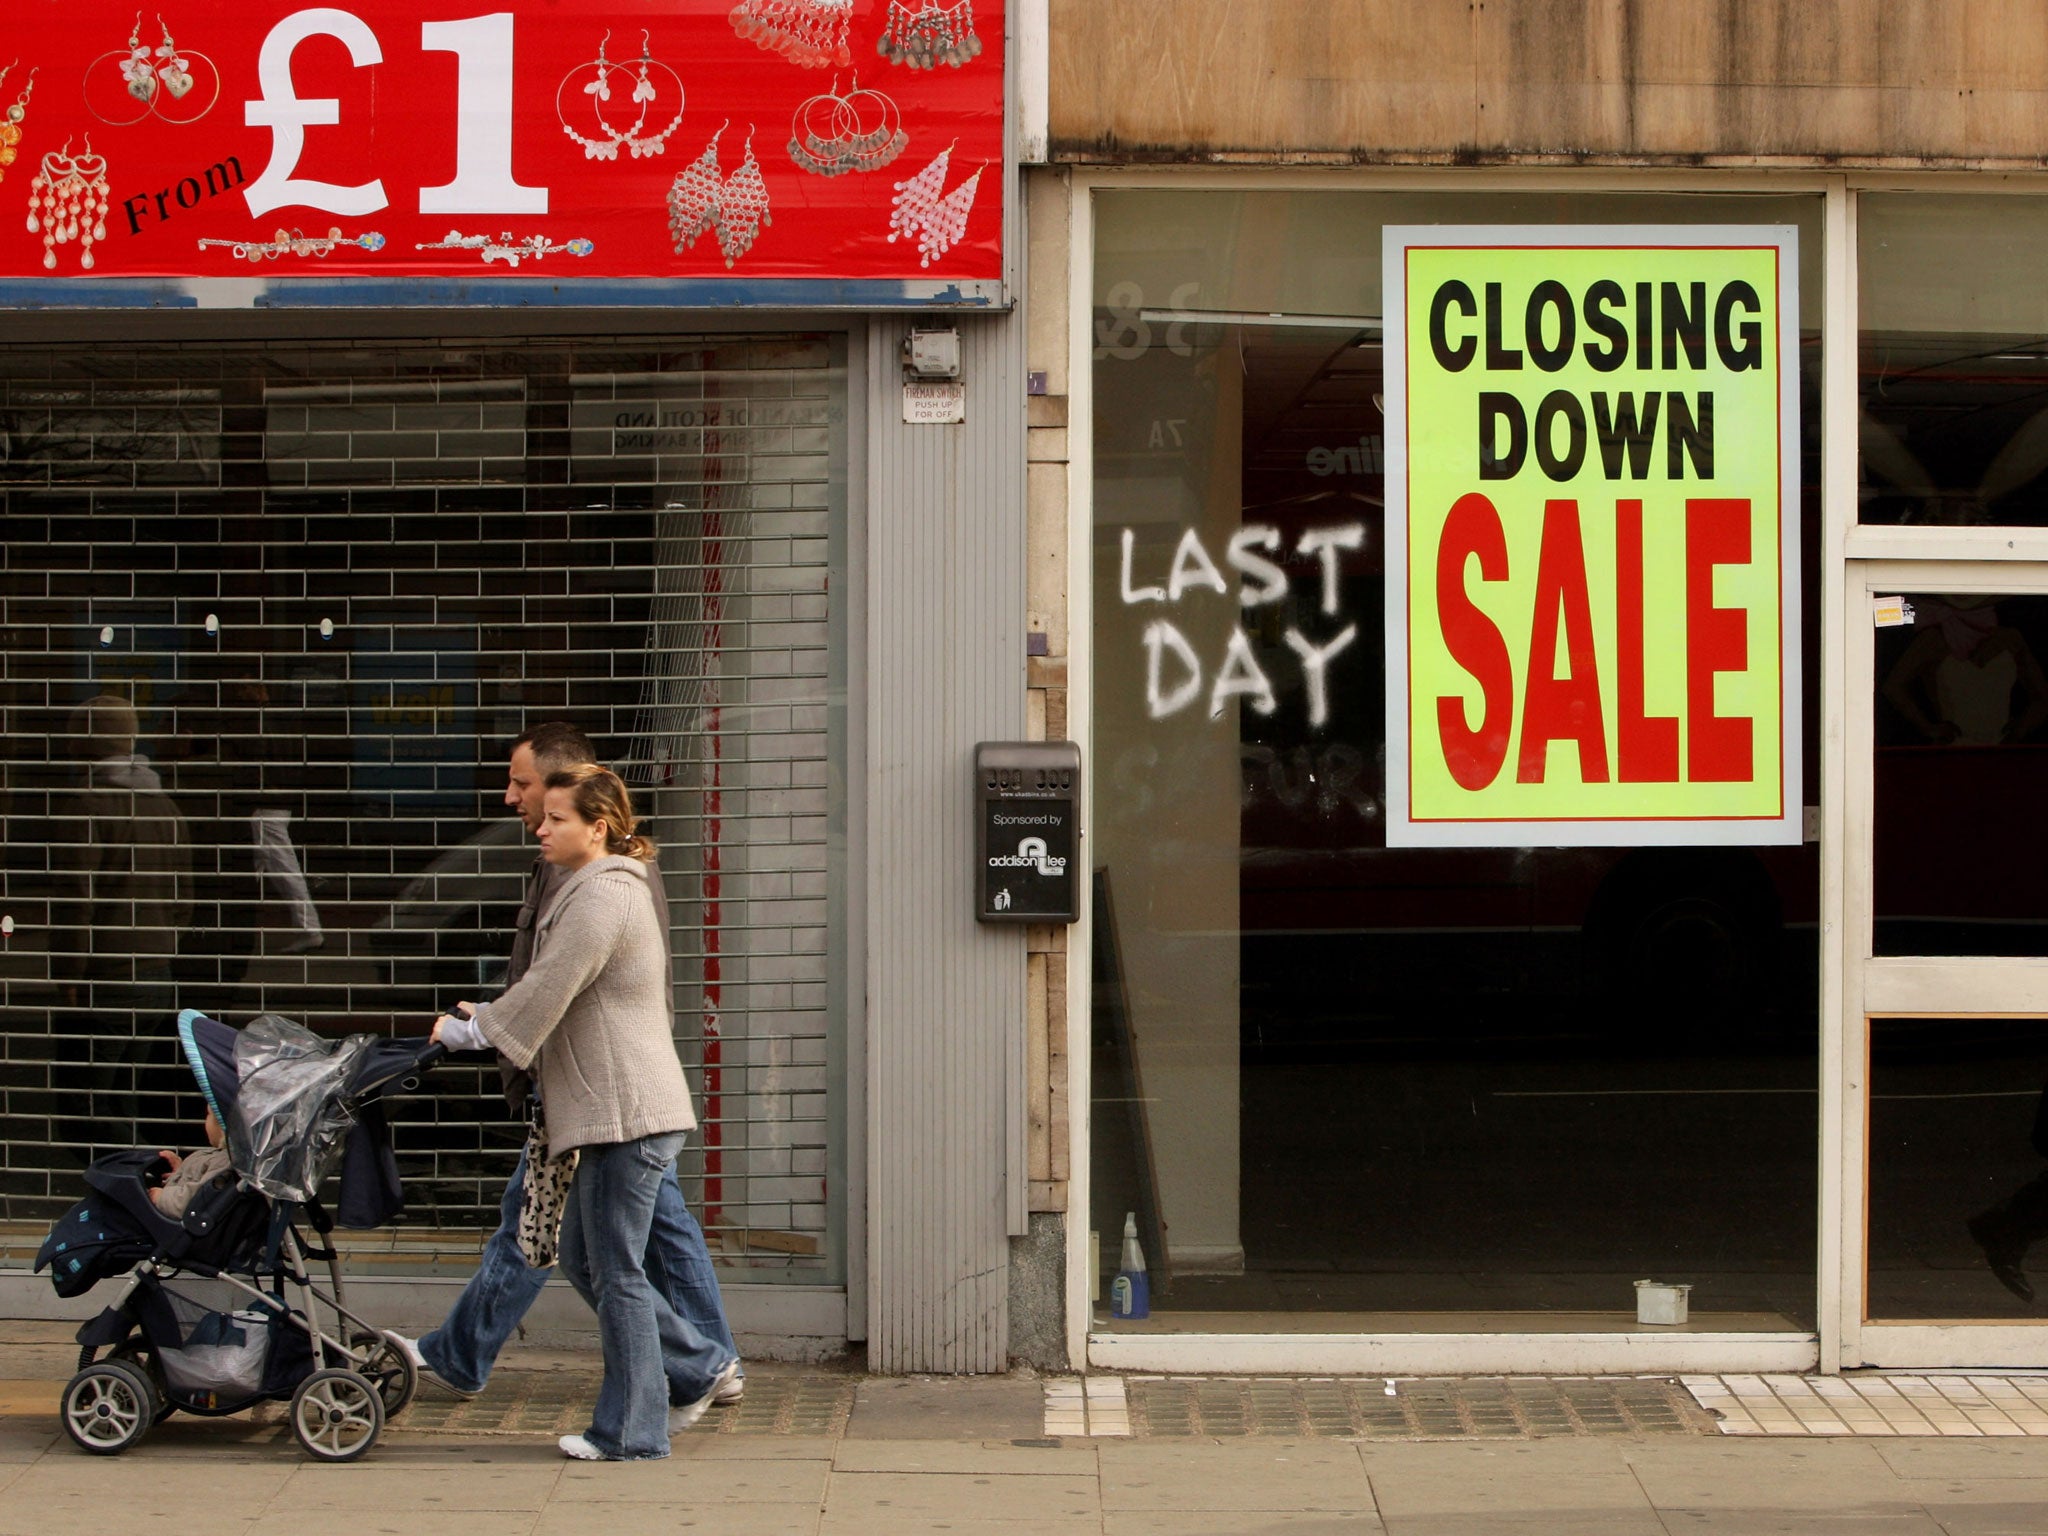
1403, 241, 1786, 827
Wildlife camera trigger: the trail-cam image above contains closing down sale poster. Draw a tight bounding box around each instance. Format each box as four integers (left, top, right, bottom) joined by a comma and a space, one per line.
1383, 227, 1801, 848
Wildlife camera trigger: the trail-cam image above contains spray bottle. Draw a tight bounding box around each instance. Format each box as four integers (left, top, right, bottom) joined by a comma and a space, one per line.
1110, 1211, 1150, 1319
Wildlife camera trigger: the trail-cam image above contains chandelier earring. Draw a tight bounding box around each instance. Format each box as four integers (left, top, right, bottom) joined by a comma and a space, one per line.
715, 126, 771, 268
668, 122, 728, 253
28, 136, 111, 271
88, 13, 218, 126
888, 141, 982, 267
787, 76, 906, 177
0, 65, 38, 182
878, 0, 983, 70
558, 30, 684, 161
730, 0, 853, 70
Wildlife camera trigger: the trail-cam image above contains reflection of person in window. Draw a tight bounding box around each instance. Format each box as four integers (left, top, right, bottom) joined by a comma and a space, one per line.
52, 694, 193, 1153
1967, 1083, 2048, 1304
1879, 598, 2048, 746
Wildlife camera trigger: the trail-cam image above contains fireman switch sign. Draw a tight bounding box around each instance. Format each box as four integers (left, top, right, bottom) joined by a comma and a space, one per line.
1383, 226, 1801, 847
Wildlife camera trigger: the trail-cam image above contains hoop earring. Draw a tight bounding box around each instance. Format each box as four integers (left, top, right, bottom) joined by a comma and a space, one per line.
87, 12, 218, 126
557, 30, 684, 162
0, 66, 38, 184
787, 76, 906, 177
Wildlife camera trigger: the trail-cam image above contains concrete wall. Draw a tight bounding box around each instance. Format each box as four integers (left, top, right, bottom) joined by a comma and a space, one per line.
1049, 0, 2048, 166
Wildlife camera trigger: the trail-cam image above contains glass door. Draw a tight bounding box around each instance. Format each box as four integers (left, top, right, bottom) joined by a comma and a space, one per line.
1847, 557, 2048, 1366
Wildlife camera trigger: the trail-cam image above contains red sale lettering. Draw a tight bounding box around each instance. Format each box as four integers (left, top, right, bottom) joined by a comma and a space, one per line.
1685, 497, 1755, 784
1434, 491, 1515, 791
1516, 498, 1608, 785
1616, 497, 1680, 783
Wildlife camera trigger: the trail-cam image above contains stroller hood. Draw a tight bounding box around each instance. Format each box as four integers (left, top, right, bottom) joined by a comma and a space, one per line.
177, 1010, 440, 1205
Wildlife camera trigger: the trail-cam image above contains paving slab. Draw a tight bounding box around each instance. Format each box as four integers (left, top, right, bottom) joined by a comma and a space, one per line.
1872, 1438, 2048, 1479
302, 1514, 543, 1536
1915, 1504, 2048, 1535
1638, 1514, 1947, 1536
551, 1456, 830, 1503
826, 1468, 1100, 1520
537, 1503, 821, 1536
1377, 1517, 1666, 1536
10, 1454, 296, 1500
271, 1461, 563, 1509
1359, 1439, 1647, 1514
1103, 1513, 1387, 1535
1620, 1437, 1918, 1512
1097, 1440, 1375, 1513
818, 1520, 1100, 1536
845, 1376, 1045, 1441
0, 1503, 266, 1536
830, 1437, 1098, 1475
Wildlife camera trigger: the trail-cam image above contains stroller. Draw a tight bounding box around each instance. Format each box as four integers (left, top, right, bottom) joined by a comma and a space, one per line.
35, 1008, 445, 1461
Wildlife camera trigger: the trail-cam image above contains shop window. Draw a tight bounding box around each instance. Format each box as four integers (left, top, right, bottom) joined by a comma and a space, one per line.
0, 337, 847, 1284
1091, 190, 1822, 1328
1861, 195, 2048, 528
1868, 1015, 2048, 1319
1872, 590, 2048, 957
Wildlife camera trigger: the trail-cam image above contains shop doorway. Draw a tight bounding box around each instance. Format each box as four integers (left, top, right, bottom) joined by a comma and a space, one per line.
1847, 558, 2048, 1366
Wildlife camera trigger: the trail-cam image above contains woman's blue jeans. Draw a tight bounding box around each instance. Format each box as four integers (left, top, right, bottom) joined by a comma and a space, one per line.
417, 1144, 736, 1397
558, 1131, 733, 1459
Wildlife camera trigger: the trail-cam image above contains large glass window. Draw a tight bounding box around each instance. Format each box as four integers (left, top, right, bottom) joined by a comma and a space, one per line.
0, 335, 847, 1285
1861, 195, 2048, 528
1091, 191, 1822, 1329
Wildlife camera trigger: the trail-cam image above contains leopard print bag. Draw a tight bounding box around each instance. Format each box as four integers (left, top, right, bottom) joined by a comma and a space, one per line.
516, 1100, 579, 1268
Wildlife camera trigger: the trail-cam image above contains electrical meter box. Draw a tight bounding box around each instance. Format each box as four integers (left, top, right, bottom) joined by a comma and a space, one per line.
974, 741, 1081, 924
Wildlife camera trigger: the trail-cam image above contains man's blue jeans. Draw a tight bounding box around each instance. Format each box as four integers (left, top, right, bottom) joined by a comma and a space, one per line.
419, 1142, 737, 1396
557, 1132, 733, 1460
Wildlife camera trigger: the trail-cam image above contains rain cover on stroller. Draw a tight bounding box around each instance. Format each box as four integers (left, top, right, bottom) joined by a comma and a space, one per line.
229, 1015, 376, 1203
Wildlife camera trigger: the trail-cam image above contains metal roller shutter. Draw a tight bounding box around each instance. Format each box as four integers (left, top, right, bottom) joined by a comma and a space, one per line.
0, 335, 845, 1284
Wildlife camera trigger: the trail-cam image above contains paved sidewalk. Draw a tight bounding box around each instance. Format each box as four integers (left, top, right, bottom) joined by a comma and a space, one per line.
6, 1326, 2048, 1533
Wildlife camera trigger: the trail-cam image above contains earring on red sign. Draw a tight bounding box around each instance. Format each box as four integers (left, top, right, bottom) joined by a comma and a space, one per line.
28, 134, 110, 271
715, 126, 771, 268
620, 33, 684, 159
88, 12, 215, 126
560, 30, 684, 161
877, 0, 982, 69
668, 122, 727, 254
0, 64, 37, 181
729, 0, 853, 70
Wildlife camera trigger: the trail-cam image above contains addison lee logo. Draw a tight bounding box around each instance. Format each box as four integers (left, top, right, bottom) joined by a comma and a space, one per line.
988, 834, 1067, 877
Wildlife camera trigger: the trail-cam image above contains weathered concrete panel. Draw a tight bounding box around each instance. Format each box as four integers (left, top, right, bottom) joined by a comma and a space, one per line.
1050, 0, 2048, 167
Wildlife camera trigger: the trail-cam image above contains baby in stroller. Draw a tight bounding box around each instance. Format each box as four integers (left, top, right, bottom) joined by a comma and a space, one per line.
35, 1009, 444, 1461
147, 1108, 231, 1219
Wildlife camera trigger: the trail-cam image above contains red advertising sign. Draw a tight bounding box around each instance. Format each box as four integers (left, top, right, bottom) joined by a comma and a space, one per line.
0, 1, 1003, 283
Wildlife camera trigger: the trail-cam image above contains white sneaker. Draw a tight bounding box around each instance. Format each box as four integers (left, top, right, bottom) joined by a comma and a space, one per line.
388, 1332, 479, 1400
560, 1434, 609, 1461
714, 1368, 746, 1406
668, 1358, 742, 1433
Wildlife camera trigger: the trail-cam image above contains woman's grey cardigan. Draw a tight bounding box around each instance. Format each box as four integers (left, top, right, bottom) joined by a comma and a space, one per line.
470, 855, 695, 1156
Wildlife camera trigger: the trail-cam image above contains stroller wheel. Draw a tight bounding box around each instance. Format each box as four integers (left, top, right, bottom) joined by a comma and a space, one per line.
290, 1368, 385, 1462
350, 1330, 418, 1417
60, 1361, 154, 1455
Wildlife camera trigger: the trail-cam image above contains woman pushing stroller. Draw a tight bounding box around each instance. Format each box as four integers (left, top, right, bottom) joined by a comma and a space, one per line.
431, 764, 738, 1462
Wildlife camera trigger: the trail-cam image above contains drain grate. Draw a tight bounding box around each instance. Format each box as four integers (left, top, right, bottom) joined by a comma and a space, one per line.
1121, 1376, 1717, 1438
391, 1370, 859, 1437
